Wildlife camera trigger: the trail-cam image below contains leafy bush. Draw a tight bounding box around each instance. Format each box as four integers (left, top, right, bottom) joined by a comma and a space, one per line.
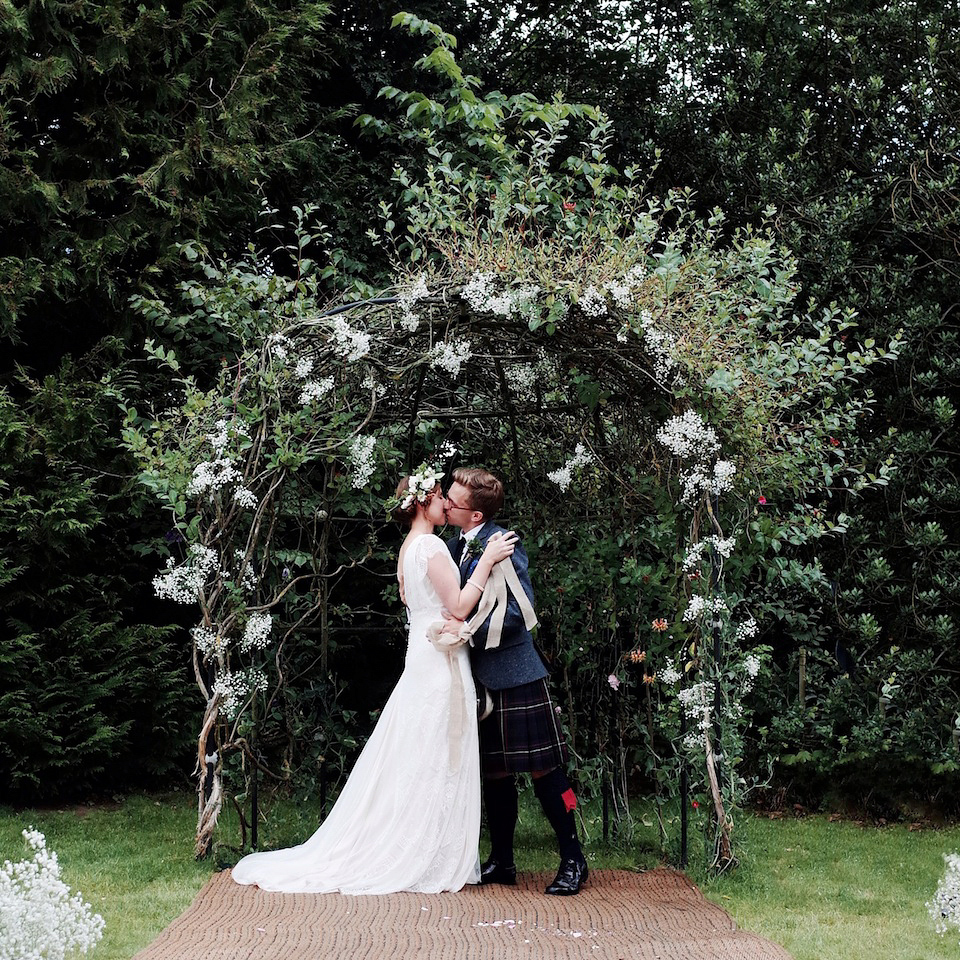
0, 356, 193, 802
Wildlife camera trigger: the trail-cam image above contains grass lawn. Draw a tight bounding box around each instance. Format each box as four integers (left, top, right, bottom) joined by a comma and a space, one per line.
1, 791, 957, 960
701, 813, 960, 960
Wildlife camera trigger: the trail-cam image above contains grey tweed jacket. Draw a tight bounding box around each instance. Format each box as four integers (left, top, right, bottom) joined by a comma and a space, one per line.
446, 520, 548, 692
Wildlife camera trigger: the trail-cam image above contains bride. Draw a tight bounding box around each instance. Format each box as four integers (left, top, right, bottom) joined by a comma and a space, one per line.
231, 461, 516, 894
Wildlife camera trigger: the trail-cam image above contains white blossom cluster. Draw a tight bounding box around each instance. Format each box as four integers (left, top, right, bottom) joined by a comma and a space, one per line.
683, 594, 707, 623
547, 443, 594, 492
350, 435, 377, 489
397, 275, 430, 332
431, 339, 473, 377
677, 681, 713, 747
191, 625, 223, 657
233, 487, 257, 509
207, 418, 249, 456
642, 321, 679, 382
331, 317, 371, 362
241, 612, 273, 652
657, 412, 737, 505
604, 263, 648, 308
294, 357, 314, 379
233, 550, 258, 591
577, 285, 607, 318
461, 271, 497, 313
608, 283, 632, 311
362, 372, 387, 400
735, 618, 758, 642
213, 668, 267, 716
679, 467, 712, 505
505, 284, 541, 320
461, 271, 541, 320
0, 828, 105, 960
504, 363, 538, 398
153, 545, 218, 603
929, 853, 960, 940
657, 411, 720, 460
678, 462, 737, 504
186, 458, 241, 498
706, 535, 737, 559
268, 333, 293, 360
711, 460, 737, 494
677, 682, 712, 720
659, 662, 682, 685
299, 376, 334, 406
682, 542, 706, 571
744, 654, 762, 679
682, 594, 727, 623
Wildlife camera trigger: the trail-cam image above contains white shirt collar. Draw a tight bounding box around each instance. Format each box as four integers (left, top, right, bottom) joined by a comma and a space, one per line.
461, 526, 482, 542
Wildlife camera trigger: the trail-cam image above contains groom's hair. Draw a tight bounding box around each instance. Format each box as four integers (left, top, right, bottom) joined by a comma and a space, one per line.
452, 467, 504, 520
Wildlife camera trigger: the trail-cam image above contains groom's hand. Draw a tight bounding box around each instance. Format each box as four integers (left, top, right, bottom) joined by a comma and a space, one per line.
398, 573, 406, 605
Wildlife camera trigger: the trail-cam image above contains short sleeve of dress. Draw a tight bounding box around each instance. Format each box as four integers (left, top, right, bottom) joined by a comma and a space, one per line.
414, 534, 450, 571
404, 534, 456, 613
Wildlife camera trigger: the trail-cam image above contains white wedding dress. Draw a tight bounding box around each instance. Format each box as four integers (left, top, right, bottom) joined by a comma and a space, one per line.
231, 533, 481, 894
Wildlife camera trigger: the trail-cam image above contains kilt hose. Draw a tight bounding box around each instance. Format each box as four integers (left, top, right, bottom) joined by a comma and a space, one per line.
479, 677, 569, 777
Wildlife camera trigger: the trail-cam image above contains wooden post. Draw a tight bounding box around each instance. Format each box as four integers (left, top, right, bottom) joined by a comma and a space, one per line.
679, 705, 689, 867
250, 696, 259, 851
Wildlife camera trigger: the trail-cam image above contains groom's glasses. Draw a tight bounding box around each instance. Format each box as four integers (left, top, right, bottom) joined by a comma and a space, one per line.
445, 498, 473, 513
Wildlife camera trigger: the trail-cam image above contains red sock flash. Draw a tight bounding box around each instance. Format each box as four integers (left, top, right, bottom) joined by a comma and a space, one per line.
561, 788, 577, 813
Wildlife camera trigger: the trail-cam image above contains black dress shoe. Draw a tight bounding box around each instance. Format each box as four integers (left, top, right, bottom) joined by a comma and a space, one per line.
480, 857, 517, 885
545, 857, 588, 895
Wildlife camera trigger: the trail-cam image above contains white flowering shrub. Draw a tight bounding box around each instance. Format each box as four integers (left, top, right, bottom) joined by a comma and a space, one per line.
547, 444, 594, 492
0, 829, 104, 960
929, 853, 960, 942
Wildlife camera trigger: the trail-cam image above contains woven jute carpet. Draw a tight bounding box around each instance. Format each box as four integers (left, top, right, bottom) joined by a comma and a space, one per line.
133, 868, 792, 960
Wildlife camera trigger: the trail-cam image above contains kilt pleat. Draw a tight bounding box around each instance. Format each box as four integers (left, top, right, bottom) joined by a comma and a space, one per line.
480, 678, 568, 776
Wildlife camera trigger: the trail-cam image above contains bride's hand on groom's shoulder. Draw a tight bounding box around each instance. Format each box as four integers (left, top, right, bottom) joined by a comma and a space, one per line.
484, 530, 518, 564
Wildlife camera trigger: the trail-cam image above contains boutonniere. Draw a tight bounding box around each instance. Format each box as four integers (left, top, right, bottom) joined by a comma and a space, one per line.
465, 538, 484, 561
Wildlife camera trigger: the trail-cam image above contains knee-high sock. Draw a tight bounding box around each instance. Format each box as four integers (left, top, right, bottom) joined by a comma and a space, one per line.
483, 776, 518, 865
533, 767, 583, 863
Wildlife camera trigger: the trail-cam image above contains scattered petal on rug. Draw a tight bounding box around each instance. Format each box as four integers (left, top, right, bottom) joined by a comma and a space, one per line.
133, 867, 793, 960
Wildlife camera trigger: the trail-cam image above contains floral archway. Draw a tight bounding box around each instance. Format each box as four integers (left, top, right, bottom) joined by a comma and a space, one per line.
124, 18, 898, 866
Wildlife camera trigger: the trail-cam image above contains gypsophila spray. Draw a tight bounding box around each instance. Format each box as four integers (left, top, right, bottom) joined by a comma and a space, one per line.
0, 828, 105, 960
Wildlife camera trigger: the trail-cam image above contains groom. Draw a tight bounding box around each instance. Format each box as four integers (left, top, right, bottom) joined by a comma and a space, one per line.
444, 467, 588, 896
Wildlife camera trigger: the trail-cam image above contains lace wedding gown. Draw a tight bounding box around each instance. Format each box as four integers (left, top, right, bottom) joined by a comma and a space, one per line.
231, 533, 481, 894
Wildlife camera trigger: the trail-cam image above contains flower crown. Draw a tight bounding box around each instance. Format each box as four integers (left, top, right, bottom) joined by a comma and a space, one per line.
384, 446, 454, 516
383, 440, 457, 516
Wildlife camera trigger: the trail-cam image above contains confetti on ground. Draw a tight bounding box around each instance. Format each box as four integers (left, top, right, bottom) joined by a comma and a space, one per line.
133, 869, 793, 959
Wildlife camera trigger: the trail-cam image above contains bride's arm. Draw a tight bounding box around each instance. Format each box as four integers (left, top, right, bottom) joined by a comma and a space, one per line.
427, 533, 517, 621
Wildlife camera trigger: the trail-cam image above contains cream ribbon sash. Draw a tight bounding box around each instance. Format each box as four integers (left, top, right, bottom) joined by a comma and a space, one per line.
425, 623, 471, 772
464, 556, 538, 652
426, 558, 539, 769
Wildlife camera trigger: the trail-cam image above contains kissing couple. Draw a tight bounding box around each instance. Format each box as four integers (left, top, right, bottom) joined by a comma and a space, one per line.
232, 463, 588, 896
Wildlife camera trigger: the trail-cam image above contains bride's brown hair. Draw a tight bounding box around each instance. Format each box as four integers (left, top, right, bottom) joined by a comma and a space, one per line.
390, 476, 419, 528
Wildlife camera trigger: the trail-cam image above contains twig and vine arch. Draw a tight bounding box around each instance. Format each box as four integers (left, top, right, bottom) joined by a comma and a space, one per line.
126, 32, 898, 864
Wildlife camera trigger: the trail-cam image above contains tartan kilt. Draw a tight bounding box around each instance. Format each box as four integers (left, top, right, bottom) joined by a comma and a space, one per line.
479, 677, 569, 777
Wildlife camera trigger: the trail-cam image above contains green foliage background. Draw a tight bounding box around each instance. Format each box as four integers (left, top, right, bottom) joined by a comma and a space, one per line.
1, 0, 958, 818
